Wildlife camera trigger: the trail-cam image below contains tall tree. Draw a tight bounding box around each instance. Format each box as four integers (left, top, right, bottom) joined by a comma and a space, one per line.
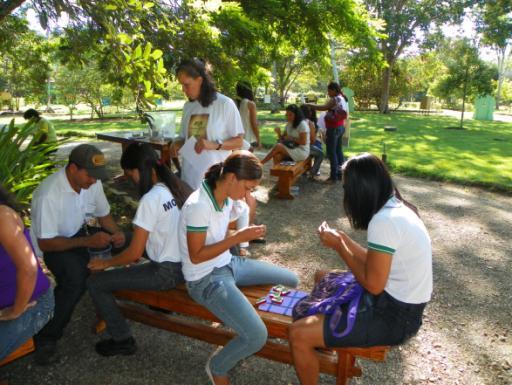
365, 0, 472, 113
476, 0, 512, 109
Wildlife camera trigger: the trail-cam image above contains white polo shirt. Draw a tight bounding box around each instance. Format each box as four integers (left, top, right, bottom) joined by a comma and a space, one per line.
367, 196, 433, 304
179, 180, 235, 282
179, 92, 245, 190
30, 167, 110, 257
132, 183, 181, 263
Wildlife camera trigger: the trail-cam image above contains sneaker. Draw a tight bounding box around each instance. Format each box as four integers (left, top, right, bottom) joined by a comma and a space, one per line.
34, 343, 59, 366
95, 337, 137, 357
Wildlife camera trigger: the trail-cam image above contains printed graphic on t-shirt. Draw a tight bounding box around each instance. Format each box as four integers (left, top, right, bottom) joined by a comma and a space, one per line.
188, 114, 209, 138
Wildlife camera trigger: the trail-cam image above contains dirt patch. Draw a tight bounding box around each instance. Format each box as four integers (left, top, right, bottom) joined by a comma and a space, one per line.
2, 140, 511, 385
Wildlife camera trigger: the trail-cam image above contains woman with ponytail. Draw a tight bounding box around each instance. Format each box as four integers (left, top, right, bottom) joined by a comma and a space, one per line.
86, 143, 192, 357
179, 150, 298, 385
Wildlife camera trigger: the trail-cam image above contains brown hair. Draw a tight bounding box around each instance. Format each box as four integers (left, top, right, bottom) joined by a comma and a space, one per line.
205, 150, 262, 191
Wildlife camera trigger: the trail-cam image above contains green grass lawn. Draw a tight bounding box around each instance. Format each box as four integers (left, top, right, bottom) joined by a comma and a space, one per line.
51, 111, 511, 192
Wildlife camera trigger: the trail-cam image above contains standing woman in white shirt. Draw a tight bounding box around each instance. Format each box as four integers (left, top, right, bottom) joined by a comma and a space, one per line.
87, 143, 192, 357
236, 82, 260, 149
170, 58, 245, 190
289, 153, 432, 385
179, 151, 298, 385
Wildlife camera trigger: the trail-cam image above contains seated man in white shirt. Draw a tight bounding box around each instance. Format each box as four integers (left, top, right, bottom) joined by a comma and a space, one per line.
30, 144, 127, 365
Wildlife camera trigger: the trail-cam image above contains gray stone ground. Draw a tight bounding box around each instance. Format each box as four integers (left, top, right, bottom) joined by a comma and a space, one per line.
1, 139, 511, 385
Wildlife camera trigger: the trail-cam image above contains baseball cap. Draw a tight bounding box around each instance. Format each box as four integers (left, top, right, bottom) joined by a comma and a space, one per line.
68, 144, 108, 180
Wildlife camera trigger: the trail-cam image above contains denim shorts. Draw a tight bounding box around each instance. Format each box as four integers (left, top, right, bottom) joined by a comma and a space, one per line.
323, 291, 426, 348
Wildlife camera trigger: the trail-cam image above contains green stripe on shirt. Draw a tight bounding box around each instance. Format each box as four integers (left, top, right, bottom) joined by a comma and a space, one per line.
368, 242, 395, 255
187, 226, 208, 232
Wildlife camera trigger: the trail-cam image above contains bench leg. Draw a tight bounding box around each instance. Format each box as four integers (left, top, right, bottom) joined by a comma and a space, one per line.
336, 351, 361, 385
276, 176, 294, 199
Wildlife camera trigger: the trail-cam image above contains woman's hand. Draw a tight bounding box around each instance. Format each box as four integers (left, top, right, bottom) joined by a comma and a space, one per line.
87, 258, 110, 272
111, 231, 126, 248
236, 225, 267, 243
0, 301, 36, 321
318, 221, 343, 251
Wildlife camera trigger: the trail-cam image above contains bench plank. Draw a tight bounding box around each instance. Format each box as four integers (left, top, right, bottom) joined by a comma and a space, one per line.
0, 338, 35, 367
106, 284, 389, 384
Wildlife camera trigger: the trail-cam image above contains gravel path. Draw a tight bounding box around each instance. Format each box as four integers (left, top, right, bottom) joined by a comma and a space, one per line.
2, 139, 511, 385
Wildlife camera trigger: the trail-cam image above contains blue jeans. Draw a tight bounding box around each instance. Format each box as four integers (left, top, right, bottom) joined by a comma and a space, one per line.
325, 126, 345, 180
186, 256, 298, 376
0, 288, 54, 361
309, 145, 324, 175
87, 260, 184, 341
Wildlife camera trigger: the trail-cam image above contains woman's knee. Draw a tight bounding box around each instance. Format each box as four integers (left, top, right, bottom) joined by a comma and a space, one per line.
245, 320, 268, 352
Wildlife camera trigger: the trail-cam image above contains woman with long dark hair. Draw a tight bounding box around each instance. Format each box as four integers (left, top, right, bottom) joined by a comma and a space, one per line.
306, 82, 348, 183
171, 58, 245, 190
0, 186, 54, 361
86, 143, 192, 356
300, 104, 324, 179
179, 151, 298, 385
289, 153, 432, 385
236, 82, 260, 149
261, 104, 310, 165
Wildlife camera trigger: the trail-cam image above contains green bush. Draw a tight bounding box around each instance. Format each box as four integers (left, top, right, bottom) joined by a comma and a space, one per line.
0, 119, 63, 207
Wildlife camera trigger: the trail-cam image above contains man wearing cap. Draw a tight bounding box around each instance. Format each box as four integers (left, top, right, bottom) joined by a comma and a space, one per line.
30, 144, 127, 365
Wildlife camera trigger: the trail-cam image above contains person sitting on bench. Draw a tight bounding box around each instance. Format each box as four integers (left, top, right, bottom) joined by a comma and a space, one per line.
179, 151, 299, 385
289, 153, 433, 385
261, 104, 310, 165
87, 143, 192, 356
30, 144, 128, 365
0, 186, 54, 361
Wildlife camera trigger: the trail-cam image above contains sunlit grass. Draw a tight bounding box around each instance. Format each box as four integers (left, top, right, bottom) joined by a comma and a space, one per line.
48, 110, 511, 192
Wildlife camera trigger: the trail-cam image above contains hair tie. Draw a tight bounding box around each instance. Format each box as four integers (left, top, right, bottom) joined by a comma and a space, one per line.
156, 159, 163, 166
218, 161, 224, 175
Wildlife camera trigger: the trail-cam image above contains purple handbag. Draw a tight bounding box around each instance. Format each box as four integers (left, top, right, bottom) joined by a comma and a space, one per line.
292, 271, 363, 338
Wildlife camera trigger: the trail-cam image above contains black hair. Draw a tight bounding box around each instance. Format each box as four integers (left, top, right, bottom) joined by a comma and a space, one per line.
342, 153, 418, 230
327, 82, 348, 102
23, 108, 40, 120
205, 150, 262, 191
0, 185, 21, 212
176, 58, 217, 107
236, 82, 254, 101
300, 104, 318, 129
285, 104, 305, 129
120, 143, 192, 209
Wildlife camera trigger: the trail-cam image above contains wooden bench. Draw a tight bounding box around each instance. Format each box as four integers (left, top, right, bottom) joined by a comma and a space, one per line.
0, 338, 35, 367
102, 284, 389, 385
270, 157, 312, 199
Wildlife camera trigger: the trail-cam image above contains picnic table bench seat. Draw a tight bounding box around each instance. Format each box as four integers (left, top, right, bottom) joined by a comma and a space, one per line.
0, 338, 35, 367
100, 284, 389, 385
270, 157, 312, 199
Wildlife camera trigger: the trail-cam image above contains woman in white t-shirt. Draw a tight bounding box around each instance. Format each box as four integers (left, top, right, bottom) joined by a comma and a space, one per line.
179, 151, 298, 385
289, 153, 432, 385
261, 104, 310, 165
170, 59, 245, 190
236, 82, 260, 149
86, 143, 192, 357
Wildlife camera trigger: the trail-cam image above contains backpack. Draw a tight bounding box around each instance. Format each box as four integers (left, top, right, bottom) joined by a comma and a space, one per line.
324, 95, 347, 128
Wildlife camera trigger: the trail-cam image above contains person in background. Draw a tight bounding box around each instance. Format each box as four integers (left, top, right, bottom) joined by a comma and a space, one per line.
170, 58, 244, 190
260, 104, 309, 165
306, 82, 348, 183
0, 186, 54, 362
180, 151, 298, 385
30, 144, 128, 365
87, 143, 192, 356
23, 109, 57, 146
236, 82, 260, 149
300, 104, 324, 179
289, 153, 432, 385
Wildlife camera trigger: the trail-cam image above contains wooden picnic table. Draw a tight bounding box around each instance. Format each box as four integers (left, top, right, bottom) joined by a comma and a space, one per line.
96, 131, 174, 166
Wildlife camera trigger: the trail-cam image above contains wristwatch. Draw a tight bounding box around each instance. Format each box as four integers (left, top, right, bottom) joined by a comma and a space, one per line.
216, 139, 223, 150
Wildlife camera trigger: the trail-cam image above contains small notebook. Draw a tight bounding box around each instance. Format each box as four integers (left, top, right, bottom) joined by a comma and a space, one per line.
257, 289, 308, 317
280, 161, 296, 166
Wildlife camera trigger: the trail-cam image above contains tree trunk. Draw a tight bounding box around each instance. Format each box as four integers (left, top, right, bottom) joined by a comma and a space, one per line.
380, 66, 392, 114
0, 0, 26, 22
495, 46, 507, 110
460, 66, 469, 130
